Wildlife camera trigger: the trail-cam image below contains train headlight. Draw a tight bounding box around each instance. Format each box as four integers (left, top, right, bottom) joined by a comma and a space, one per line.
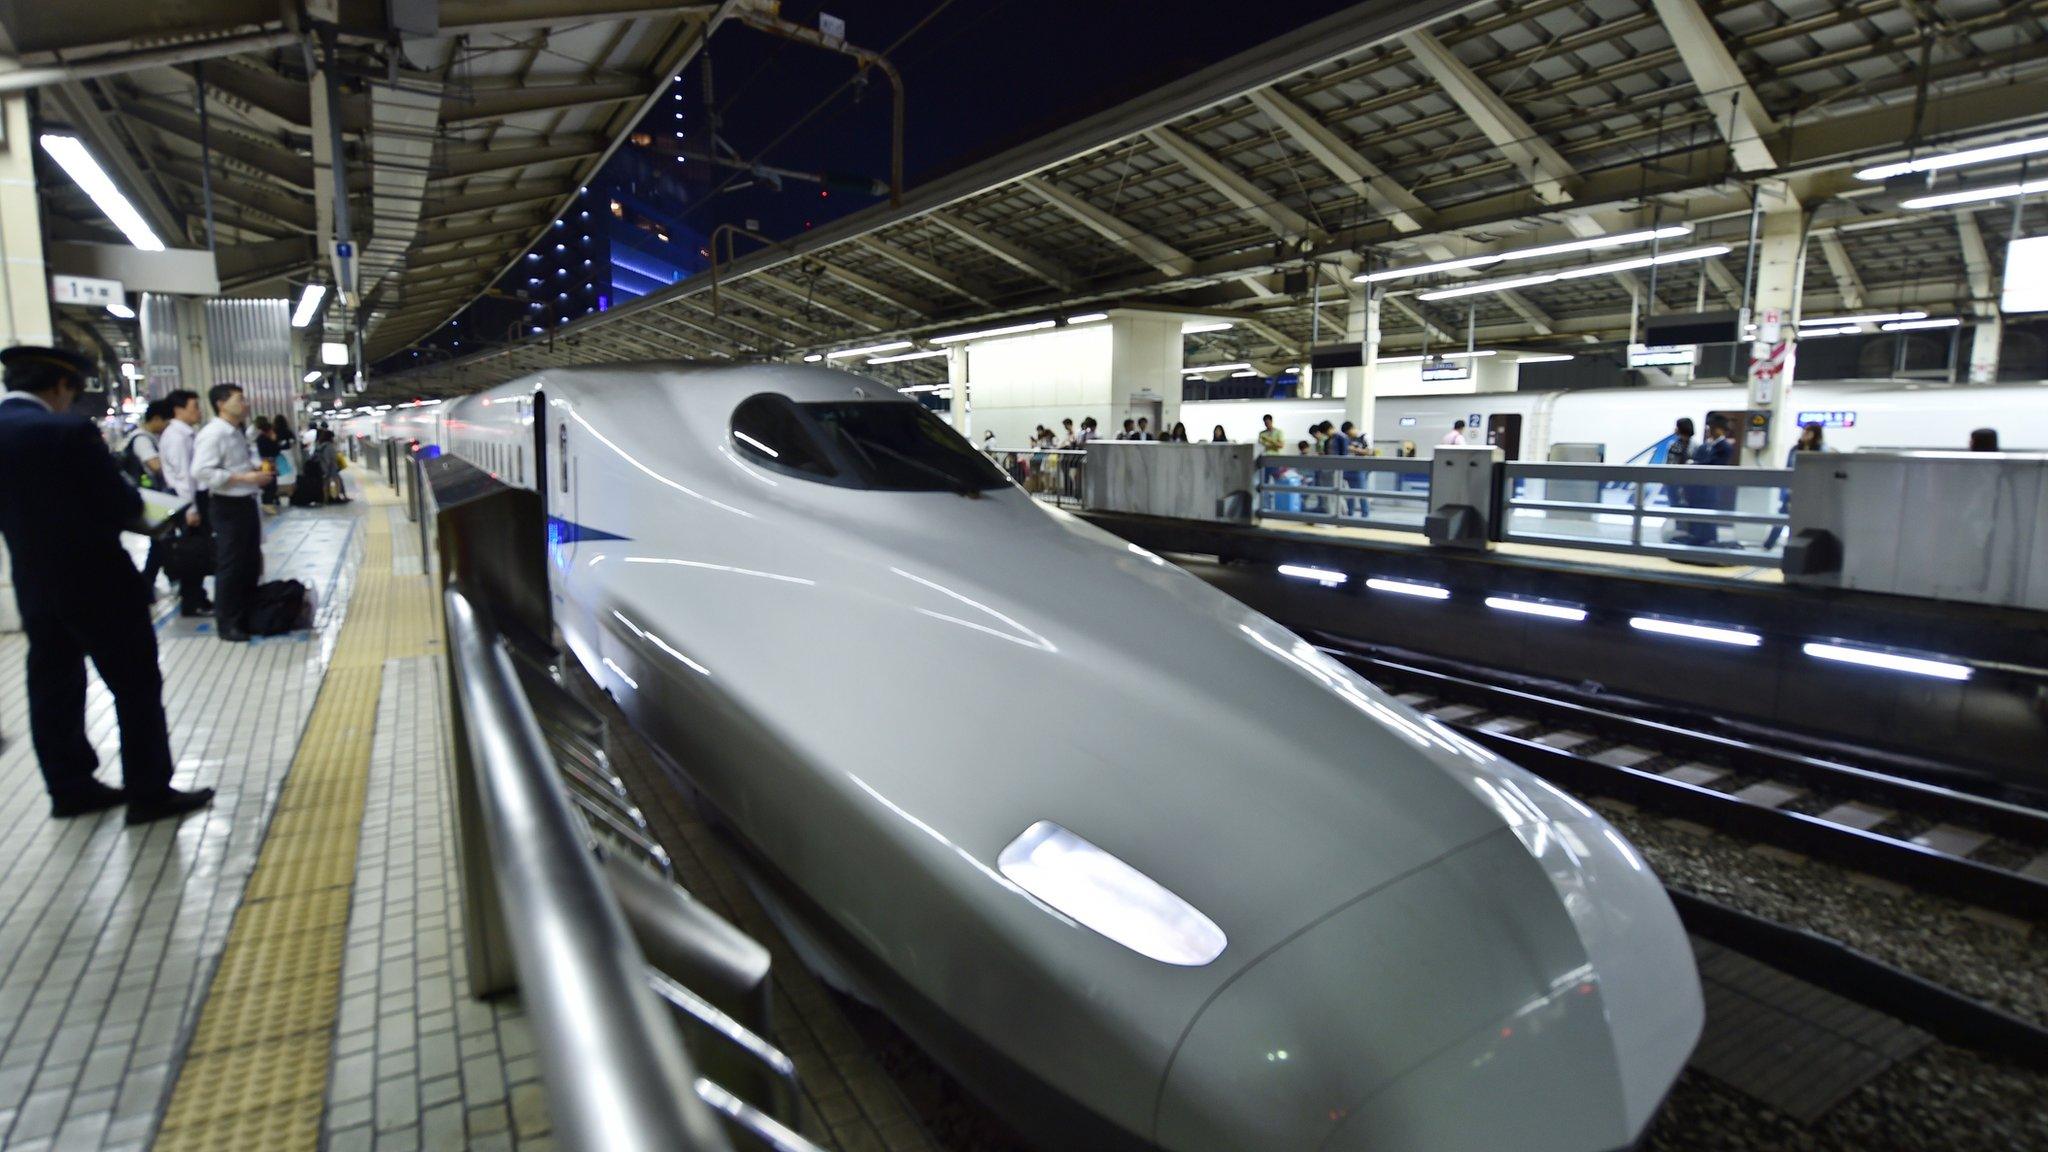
998, 821, 1226, 966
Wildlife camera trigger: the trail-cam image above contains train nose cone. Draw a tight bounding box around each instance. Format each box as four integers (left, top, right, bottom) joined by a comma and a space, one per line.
1153, 824, 1699, 1152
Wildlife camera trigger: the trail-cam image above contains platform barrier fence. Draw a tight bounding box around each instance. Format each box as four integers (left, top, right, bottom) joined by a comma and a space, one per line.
985, 447, 1087, 506
1254, 454, 1431, 532
1499, 461, 1793, 563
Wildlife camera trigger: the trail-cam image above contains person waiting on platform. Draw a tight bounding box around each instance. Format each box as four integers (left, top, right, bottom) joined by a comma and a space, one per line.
1076, 416, 1099, 445
1117, 418, 1136, 440
1257, 413, 1284, 455
0, 346, 214, 823
1168, 422, 1190, 442
1339, 421, 1370, 518
1211, 425, 1229, 442
193, 383, 270, 641
1765, 422, 1832, 550
1439, 419, 1467, 446
1673, 415, 1735, 546
1135, 417, 1156, 441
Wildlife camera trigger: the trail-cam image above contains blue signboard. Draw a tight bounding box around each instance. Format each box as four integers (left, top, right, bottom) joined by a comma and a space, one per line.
1795, 409, 1857, 428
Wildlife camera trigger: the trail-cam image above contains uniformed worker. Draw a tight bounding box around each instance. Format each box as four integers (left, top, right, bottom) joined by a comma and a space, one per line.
0, 347, 214, 822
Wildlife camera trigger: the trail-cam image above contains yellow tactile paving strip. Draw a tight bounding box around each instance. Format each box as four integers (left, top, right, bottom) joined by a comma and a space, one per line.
155, 481, 441, 1151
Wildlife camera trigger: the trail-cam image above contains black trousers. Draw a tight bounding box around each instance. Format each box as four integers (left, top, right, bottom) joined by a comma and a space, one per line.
24, 593, 174, 801
179, 492, 214, 611
211, 494, 262, 633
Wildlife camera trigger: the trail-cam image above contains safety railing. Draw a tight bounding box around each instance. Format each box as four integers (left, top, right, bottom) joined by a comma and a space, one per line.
986, 447, 1087, 507
1500, 462, 1793, 563
443, 581, 821, 1152
1255, 455, 1433, 533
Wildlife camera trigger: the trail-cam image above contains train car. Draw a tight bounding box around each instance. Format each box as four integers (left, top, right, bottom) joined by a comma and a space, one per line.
413, 362, 1703, 1152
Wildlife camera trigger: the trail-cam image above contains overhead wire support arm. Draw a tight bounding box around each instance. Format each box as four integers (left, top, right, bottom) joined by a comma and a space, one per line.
731, 3, 905, 207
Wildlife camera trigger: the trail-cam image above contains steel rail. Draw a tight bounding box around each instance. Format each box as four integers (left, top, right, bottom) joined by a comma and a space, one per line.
444, 585, 735, 1152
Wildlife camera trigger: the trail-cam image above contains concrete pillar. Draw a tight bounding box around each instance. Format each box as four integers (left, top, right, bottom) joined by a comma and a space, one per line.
946, 344, 968, 433
0, 95, 52, 348
1967, 318, 2003, 385
1747, 189, 1806, 466
1109, 313, 1182, 433
1345, 289, 1381, 446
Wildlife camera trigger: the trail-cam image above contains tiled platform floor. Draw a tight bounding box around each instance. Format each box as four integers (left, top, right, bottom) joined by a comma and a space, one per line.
0, 501, 364, 1151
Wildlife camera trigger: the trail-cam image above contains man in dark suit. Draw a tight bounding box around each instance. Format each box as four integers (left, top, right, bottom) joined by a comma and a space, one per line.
0, 347, 214, 822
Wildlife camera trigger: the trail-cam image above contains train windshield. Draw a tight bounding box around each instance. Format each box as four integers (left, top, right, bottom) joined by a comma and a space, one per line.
731, 394, 1008, 493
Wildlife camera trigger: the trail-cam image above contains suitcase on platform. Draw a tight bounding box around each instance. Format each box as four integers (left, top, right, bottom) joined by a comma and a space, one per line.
249, 579, 311, 635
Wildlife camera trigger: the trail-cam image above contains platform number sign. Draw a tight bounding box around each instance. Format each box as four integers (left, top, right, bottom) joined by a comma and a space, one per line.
1794, 410, 1857, 429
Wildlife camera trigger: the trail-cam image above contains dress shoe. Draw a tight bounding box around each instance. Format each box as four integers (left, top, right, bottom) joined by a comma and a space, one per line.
181, 604, 214, 618
126, 786, 216, 825
51, 780, 126, 818
218, 626, 251, 642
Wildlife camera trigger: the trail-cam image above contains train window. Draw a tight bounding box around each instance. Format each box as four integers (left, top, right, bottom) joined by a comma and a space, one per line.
730, 394, 837, 479
803, 401, 1008, 492
559, 422, 570, 492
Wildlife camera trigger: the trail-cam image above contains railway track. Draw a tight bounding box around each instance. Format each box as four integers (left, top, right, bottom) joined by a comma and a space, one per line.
1314, 633, 2048, 923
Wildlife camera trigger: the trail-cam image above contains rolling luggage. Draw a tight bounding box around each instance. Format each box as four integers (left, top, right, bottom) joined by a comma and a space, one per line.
249, 579, 311, 635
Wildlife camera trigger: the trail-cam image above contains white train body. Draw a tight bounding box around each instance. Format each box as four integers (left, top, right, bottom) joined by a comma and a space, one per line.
389, 363, 1702, 1152
1186, 381, 2046, 460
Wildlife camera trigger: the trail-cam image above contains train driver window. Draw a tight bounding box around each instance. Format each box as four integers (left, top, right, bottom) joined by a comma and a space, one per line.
730, 394, 837, 479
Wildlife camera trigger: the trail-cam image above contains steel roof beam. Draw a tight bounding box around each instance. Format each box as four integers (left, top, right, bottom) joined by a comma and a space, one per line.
422, 185, 569, 220
1650, 0, 1781, 173
853, 236, 995, 307
1400, 28, 1577, 206
442, 81, 648, 127
1019, 175, 1194, 277
437, 1, 721, 36
751, 272, 890, 331
434, 138, 607, 180
122, 100, 314, 190
1144, 124, 1321, 241
619, 311, 743, 357
614, 314, 731, 359
416, 216, 550, 250
679, 300, 788, 348
930, 212, 1071, 288
1815, 231, 1866, 312
811, 258, 933, 317
1243, 86, 1429, 234
1498, 290, 1556, 336
718, 286, 836, 338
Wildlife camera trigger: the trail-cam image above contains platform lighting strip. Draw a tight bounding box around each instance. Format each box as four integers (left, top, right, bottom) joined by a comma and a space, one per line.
1066, 312, 1109, 324
1357, 226, 1694, 284
302, 370, 322, 384
1802, 643, 1972, 681
929, 320, 1056, 344
1417, 245, 1732, 302
1857, 133, 2048, 181
1627, 617, 1761, 647
1278, 564, 1348, 586
1512, 353, 1576, 363
1901, 178, 2048, 210
291, 284, 328, 328
1365, 577, 1452, 600
801, 353, 824, 362
1798, 311, 1924, 327
38, 134, 164, 252
1182, 362, 1253, 375
866, 349, 948, 364
1484, 596, 1587, 622
825, 341, 912, 359
1801, 326, 1863, 337
1881, 318, 1962, 331
1182, 320, 1234, 334
107, 302, 134, 320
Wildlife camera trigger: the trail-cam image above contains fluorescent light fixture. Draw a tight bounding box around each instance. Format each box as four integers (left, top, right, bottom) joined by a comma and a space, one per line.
302, 370, 322, 384
802, 353, 824, 362
825, 341, 912, 359
1066, 312, 1109, 324
38, 134, 163, 252
1379, 349, 1498, 364
1803, 642, 1971, 681
320, 342, 350, 366
1856, 133, 2048, 181
1512, 352, 1576, 363
1628, 616, 1760, 647
929, 319, 1056, 344
998, 821, 1226, 966
106, 302, 135, 319
1798, 310, 1923, 327
291, 284, 328, 328
1366, 577, 1451, 600
2004, 235, 2048, 314
866, 349, 948, 364
1181, 362, 1253, 375
1278, 564, 1347, 586
1359, 226, 1694, 283
120, 362, 139, 379
1802, 325, 1863, 337
1880, 317, 1961, 331
1484, 596, 1586, 622
1901, 178, 2048, 210
1416, 245, 1730, 302
1230, 369, 1258, 377
1181, 320, 1234, 334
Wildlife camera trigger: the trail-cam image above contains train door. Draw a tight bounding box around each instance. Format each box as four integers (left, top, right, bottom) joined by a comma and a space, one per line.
1485, 413, 1523, 460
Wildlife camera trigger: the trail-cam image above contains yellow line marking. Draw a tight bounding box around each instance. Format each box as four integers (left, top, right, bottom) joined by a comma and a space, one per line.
156, 480, 437, 1151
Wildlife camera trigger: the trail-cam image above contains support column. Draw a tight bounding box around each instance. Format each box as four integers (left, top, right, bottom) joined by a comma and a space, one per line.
1747, 187, 1806, 466
1346, 288, 1381, 446
1955, 208, 2003, 384
0, 95, 52, 348
1109, 313, 1183, 433
1967, 316, 2003, 385
947, 344, 968, 433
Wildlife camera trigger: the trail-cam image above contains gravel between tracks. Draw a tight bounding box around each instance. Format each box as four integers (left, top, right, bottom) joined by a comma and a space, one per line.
1594, 799, 2048, 1027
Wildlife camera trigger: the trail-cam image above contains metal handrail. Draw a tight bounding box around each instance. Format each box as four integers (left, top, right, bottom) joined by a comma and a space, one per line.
1499, 461, 1793, 560
1256, 454, 1433, 532
443, 585, 735, 1152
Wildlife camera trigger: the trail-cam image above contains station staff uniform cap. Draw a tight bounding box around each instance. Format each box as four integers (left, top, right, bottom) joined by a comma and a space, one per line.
0, 346, 93, 384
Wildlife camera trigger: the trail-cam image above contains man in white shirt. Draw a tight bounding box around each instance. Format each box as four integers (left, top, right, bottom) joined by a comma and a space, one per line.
1439, 419, 1467, 446
191, 383, 270, 641
156, 390, 212, 616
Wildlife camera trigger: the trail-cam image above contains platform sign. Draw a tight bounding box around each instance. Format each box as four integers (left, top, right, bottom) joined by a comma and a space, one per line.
51, 274, 123, 308
1795, 409, 1857, 428
1419, 358, 1467, 382
1628, 343, 1695, 367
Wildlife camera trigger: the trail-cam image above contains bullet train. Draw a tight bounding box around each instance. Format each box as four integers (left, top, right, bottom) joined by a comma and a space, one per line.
386, 363, 1702, 1152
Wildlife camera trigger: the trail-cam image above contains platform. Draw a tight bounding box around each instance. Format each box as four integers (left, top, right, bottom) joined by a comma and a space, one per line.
1260, 518, 1786, 584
